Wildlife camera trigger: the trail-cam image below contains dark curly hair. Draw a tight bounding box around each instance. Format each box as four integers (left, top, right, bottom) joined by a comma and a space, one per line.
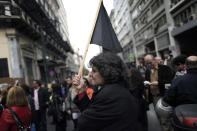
89, 52, 129, 85
52, 84, 62, 95
172, 55, 187, 66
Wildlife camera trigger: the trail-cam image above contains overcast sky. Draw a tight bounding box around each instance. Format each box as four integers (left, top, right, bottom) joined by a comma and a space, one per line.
63, 0, 113, 67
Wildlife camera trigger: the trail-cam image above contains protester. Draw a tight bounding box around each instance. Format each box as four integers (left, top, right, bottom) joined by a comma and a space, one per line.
144, 54, 174, 105
144, 54, 174, 131
66, 87, 80, 130
0, 86, 31, 131
163, 56, 197, 107
163, 50, 173, 67
48, 83, 67, 131
172, 55, 187, 78
61, 80, 68, 99
128, 67, 148, 131
66, 76, 73, 90
73, 52, 139, 131
21, 84, 33, 109
31, 80, 49, 131
0, 87, 8, 117
137, 57, 146, 78
155, 56, 163, 65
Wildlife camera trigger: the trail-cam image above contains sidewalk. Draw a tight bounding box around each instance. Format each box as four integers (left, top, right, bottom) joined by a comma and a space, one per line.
147, 103, 162, 131
47, 116, 74, 131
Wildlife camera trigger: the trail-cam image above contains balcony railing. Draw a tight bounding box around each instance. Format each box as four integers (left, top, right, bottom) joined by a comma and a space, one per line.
12, 0, 72, 54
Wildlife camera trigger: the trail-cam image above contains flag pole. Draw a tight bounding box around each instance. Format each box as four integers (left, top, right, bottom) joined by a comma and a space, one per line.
77, 0, 103, 77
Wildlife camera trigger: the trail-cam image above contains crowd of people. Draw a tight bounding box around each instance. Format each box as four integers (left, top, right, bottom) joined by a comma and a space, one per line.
0, 51, 197, 131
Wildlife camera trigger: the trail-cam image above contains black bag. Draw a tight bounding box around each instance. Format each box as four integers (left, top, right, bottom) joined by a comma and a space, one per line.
9, 108, 30, 131
172, 104, 197, 131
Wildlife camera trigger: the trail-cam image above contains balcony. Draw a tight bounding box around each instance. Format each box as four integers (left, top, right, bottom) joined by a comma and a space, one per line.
170, 0, 192, 14
12, 0, 73, 54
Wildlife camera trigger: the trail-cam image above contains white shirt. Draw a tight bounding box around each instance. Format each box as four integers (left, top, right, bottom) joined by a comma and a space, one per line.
34, 88, 40, 110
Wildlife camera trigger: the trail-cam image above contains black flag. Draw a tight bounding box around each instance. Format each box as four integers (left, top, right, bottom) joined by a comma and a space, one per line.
90, 2, 122, 53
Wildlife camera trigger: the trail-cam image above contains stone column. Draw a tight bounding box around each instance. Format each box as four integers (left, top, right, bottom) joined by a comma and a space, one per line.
164, 0, 181, 57
154, 37, 159, 56
7, 35, 23, 78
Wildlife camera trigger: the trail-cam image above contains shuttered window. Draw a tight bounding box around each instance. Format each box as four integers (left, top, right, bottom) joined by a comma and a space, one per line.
0, 58, 9, 78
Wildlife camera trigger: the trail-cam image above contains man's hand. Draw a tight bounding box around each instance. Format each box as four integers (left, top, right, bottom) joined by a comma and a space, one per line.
151, 81, 158, 86
67, 109, 72, 115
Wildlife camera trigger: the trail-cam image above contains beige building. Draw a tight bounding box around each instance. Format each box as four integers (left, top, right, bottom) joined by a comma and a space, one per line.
0, 0, 73, 85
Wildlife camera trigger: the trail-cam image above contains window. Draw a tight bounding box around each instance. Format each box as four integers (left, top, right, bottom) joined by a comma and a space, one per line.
0, 58, 9, 78
151, 0, 163, 13
0, 5, 5, 15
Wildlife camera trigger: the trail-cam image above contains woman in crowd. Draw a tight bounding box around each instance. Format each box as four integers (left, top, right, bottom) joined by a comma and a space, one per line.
48, 83, 67, 131
0, 86, 31, 131
73, 52, 139, 131
128, 67, 148, 131
0, 87, 8, 117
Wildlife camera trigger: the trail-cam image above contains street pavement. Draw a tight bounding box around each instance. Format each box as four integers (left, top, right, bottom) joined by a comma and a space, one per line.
47, 103, 162, 131
147, 103, 162, 131
47, 116, 74, 131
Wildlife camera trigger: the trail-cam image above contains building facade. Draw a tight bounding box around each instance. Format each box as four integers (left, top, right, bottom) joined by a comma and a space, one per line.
170, 0, 197, 56
0, 0, 73, 85
113, 0, 197, 63
112, 0, 135, 63
129, 0, 179, 58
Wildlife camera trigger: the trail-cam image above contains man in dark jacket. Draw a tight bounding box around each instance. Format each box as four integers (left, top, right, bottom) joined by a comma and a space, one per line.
31, 80, 49, 131
163, 56, 197, 107
144, 54, 174, 131
144, 54, 174, 104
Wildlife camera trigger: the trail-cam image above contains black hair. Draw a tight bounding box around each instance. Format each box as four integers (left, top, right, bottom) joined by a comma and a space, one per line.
89, 52, 129, 85
51, 84, 62, 95
163, 50, 170, 54
34, 80, 42, 86
172, 55, 187, 66
128, 67, 145, 88
21, 84, 30, 95
61, 80, 67, 87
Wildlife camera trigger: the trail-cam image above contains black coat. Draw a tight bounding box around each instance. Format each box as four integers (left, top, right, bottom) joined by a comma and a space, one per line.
74, 83, 139, 131
163, 69, 197, 107
31, 87, 49, 111
145, 64, 174, 96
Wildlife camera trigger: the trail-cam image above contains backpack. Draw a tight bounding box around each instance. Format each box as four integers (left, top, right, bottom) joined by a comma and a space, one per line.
9, 108, 30, 131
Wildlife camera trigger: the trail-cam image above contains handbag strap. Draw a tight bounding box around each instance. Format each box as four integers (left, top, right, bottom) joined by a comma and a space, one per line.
9, 108, 26, 130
